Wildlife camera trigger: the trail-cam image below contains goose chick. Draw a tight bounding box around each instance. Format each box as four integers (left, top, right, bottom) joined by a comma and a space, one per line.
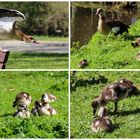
31, 101, 42, 116
13, 92, 32, 108
13, 104, 30, 118
131, 38, 140, 48
35, 101, 57, 116
41, 93, 56, 103
91, 82, 131, 116
92, 107, 113, 133
96, 8, 129, 35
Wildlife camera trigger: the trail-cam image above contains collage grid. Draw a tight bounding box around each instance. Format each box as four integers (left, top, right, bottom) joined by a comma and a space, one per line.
0, 0, 140, 139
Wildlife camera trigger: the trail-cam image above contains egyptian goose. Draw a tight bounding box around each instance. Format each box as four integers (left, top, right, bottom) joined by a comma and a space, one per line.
32, 101, 57, 116
41, 93, 56, 103
96, 8, 129, 35
92, 107, 113, 132
13, 92, 32, 108
0, 8, 38, 46
13, 104, 30, 118
91, 82, 131, 116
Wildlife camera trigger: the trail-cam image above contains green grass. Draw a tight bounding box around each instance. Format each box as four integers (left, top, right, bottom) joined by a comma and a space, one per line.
34, 35, 68, 42
70, 71, 140, 138
0, 71, 68, 138
6, 52, 68, 69
71, 20, 140, 69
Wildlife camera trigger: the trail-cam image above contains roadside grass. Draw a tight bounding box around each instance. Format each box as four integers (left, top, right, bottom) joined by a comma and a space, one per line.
71, 20, 140, 69
0, 71, 68, 138
34, 36, 68, 42
70, 71, 140, 138
6, 52, 68, 69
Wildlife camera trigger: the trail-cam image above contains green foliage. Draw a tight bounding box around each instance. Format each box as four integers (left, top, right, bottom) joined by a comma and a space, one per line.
0, 72, 68, 138
71, 71, 140, 138
71, 20, 140, 69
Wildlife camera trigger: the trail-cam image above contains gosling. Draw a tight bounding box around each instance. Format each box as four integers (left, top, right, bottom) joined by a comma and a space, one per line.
13, 92, 32, 108
41, 93, 56, 103
13, 104, 30, 118
91, 82, 131, 116
32, 101, 57, 116
92, 107, 113, 133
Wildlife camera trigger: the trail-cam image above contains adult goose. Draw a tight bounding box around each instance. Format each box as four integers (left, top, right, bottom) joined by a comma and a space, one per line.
96, 8, 129, 35
91, 82, 131, 116
0, 8, 38, 45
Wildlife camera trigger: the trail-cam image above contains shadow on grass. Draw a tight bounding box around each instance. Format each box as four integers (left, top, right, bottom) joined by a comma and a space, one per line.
0, 113, 12, 117
110, 108, 140, 116
20, 52, 68, 58
124, 34, 140, 41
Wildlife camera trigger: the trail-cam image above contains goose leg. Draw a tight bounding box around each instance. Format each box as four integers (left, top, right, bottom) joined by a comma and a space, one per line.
114, 101, 118, 112
93, 108, 96, 117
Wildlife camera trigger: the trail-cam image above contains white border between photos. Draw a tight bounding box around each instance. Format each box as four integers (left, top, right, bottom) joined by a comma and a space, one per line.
1, 1, 140, 140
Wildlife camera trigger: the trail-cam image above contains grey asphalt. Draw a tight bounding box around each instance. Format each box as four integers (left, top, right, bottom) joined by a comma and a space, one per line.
0, 40, 69, 53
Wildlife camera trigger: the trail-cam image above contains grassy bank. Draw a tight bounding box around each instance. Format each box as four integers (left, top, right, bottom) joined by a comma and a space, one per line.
0, 71, 68, 138
6, 52, 68, 69
71, 20, 140, 69
70, 71, 140, 138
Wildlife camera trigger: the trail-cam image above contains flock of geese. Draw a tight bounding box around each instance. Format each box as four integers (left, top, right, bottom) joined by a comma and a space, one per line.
13, 92, 57, 118
91, 78, 139, 132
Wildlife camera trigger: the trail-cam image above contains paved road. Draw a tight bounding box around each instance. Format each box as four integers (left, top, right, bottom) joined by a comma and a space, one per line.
0, 40, 69, 53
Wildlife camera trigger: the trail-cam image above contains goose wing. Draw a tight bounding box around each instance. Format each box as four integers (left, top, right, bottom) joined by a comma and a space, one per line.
0, 8, 26, 33
106, 20, 129, 28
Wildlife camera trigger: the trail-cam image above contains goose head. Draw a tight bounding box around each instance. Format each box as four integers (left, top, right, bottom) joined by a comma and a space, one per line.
95, 8, 104, 16
24, 36, 38, 44
41, 93, 56, 103
13, 92, 32, 108
35, 101, 42, 108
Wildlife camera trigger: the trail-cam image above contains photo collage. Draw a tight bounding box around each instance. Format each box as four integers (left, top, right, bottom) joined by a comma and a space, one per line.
0, 1, 140, 139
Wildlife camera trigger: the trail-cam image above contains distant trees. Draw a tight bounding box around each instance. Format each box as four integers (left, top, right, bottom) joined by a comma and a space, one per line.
0, 2, 68, 36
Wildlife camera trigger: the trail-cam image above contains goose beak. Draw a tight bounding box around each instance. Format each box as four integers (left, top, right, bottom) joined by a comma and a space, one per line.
33, 40, 39, 44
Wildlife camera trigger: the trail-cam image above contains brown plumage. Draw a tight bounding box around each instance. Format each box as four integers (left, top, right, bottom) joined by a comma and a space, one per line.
96, 8, 129, 35
92, 107, 113, 133
91, 82, 131, 116
13, 92, 32, 108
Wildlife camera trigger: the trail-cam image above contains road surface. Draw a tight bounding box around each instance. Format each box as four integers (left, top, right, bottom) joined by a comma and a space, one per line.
0, 40, 69, 53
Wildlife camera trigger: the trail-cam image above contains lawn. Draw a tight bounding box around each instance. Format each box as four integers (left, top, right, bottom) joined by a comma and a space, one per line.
71, 20, 140, 69
6, 52, 68, 69
34, 36, 68, 42
0, 71, 68, 138
70, 71, 140, 138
